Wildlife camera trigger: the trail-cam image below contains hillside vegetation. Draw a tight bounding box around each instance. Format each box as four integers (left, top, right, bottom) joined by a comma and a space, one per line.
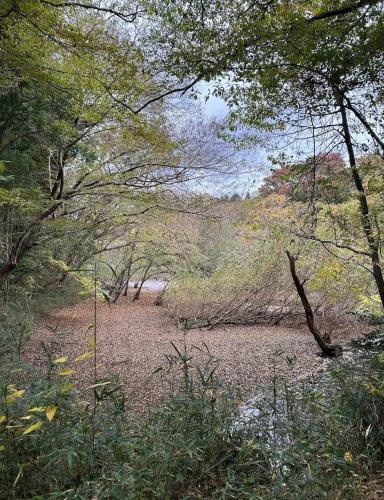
1, 1, 384, 498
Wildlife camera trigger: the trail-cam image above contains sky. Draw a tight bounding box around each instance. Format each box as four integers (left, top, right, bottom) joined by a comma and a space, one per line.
196, 82, 268, 197
199, 82, 229, 118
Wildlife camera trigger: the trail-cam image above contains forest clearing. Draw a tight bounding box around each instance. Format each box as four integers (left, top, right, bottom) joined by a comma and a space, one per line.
27, 288, 361, 414
2, 1, 384, 498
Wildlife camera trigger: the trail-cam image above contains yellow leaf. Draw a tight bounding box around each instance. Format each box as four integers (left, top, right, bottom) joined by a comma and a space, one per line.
45, 405, 57, 422
87, 336, 96, 348
20, 416, 33, 420
0, 416, 6, 424
28, 407, 45, 413
53, 356, 69, 364
57, 368, 75, 376
0, 445, 4, 451
74, 352, 93, 362
60, 382, 75, 394
344, 451, 353, 463
22, 420, 43, 435
6, 390, 25, 404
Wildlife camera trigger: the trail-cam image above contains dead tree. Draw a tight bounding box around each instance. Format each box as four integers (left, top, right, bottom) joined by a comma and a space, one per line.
286, 251, 342, 357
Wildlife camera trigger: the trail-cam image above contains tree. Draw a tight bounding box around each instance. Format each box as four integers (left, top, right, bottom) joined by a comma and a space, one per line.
286, 250, 342, 357
151, 0, 384, 308
260, 153, 351, 203
0, 2, 239, 291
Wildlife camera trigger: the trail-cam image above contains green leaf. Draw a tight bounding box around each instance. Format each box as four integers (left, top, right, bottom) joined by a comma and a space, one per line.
60, 382, 75, 394
74, 352, 93, 362
6, 389, 25, 404
87, 381, 111, 390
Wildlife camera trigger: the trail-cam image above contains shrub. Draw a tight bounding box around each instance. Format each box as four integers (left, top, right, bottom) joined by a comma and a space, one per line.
2, 320, 384, 498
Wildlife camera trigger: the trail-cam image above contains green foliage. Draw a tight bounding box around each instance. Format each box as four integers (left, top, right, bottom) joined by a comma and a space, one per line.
0, 363, 125, 498
1, 319, 384, 498
0, 302, 34, 362
261, 348, 384, 499
166, 195, 373, 328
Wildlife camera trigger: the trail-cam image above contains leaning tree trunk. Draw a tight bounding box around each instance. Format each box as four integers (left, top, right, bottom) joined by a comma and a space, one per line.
338, 98, 384, 309
286, 251, 342, 357
132, 260, 153, 302
113, 257, 134, 303
0, 201, 63, 287
0, 231, 33, 285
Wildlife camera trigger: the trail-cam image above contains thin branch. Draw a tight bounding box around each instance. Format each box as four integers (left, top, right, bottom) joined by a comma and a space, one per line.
296, 231, 371, 257
132, 75, 203, 114
41, 1, 146, 22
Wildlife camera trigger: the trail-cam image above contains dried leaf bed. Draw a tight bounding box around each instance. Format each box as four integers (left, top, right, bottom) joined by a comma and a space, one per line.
25, 291, 364, 414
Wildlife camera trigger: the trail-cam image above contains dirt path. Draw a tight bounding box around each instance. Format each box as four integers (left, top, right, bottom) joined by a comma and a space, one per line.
26, 291, 361, 414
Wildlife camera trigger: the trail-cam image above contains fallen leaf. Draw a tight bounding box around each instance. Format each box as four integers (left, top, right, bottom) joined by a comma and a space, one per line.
53, 356, 69, 364
57, 368, 75, 376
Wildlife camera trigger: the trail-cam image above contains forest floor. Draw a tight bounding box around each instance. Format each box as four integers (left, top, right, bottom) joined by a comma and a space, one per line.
26, 289, 364, 414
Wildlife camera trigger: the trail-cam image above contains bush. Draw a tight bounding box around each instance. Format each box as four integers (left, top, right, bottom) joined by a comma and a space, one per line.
102, 346, 271, 499
0, 360, 125, 498
244, 343, 384, 499
1, 320, 384, 498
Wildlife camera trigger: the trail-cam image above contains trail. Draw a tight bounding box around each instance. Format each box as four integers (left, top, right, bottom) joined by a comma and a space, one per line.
26, 289, 360, 414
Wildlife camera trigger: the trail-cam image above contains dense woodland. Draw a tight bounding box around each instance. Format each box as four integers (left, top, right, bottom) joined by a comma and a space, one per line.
1, 1, 384, 498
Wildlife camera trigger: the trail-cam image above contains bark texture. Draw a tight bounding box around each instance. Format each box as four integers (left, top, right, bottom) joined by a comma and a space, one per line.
338, 99, 384, 309
286, 251, 342, 357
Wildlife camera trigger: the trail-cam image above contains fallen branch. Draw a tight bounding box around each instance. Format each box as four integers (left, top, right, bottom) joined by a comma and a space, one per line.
207, 283, 273, 330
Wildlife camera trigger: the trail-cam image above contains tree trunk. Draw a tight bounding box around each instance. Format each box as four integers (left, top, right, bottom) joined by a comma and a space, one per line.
0, 201, 63, 287
112, 243, 136, 303
0, 232, 33, 285
132, 261, 152, 302
122, 279, 129, 297
286, 251, 342, 357
339, 100, 384, 309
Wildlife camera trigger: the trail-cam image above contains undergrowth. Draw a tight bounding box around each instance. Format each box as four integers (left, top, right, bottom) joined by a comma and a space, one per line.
1, 302, 384, 498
